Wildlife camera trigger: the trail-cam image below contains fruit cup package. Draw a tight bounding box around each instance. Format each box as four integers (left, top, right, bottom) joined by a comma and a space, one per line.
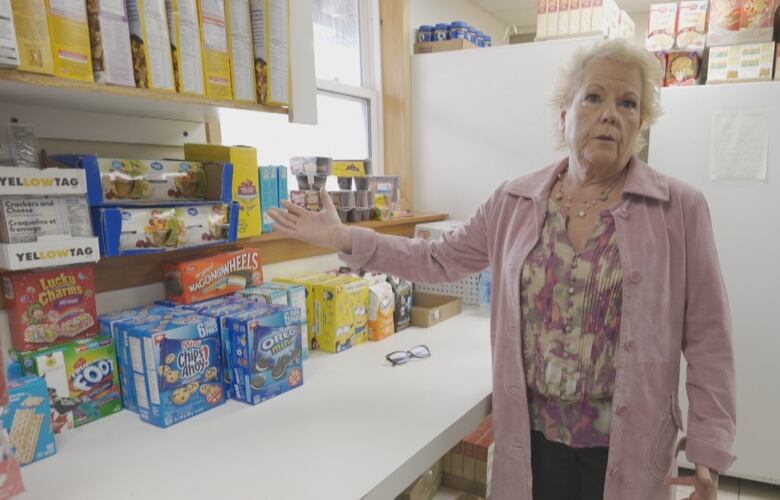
368, 176, 401, 220
289, 190, 322, 212
0, 196, 92, 244
289, 156, 332, 176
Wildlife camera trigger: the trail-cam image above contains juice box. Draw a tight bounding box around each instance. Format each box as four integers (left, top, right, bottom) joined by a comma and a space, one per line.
166, 0, 206, 95
10, 0, 53, 74
126, 0, 176, 90
312, 276, 369, 353
47, 0, 93, 81
249, 0, 289, 105
259, 165, 278, 233
3, 265, 98, 352
14, 336, 122, 434
86, 0, 135, 86
367, 278, 395, 341
197, 0, 232, 99
184, 144, 262, 238
163, 248, 263, 304
226, 0, 256, 102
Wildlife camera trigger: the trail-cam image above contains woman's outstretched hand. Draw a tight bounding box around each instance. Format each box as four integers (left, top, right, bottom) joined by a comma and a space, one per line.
267, 187, 353, 253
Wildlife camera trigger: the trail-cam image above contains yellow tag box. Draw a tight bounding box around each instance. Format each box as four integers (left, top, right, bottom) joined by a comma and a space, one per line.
313, 276, 369, 354
184, 144, 261, 238
47, 0, 93, 81
10, 0, 53, 74
167, 0, 206, 95
274, 272, 333, 350
197, 0, 232, 99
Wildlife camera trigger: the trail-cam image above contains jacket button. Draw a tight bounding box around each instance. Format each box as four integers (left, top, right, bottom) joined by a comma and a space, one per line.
615, 405, 628, 417
625, 339, 636, 352
630, 270, 641, 283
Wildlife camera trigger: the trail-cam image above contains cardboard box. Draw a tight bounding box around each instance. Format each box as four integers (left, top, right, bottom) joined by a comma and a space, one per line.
197, 0, 232, 99
2, 375, 56, 465
707, 0, 778, 45
413, 38, 479, 54
225, 305, 304, 405
166, 0, 206, 95
547, 0, 560, 37
46, 0, 93, 81
580, 0, 593, 33
398, 459, 443, 500
226, 0, 256, 102
569, 0, 581, 34
707, 42, 775, 82
536, 0, 548, 39
332, 159, 368, 177
312, 276, 369, 353
259, 165, 278, 233
0, 0, 19, 67
240, 282, 308, 359
646, 2, 678, 51
676, 0, 708, 50
411, 292, 462, 328
184, 144, 262, 239
163, 248, 263, 304
249, 0, 289, 105
4, 265, 98, 352
14, 336, 122, 433
86, 0, 135, 85
367, 278, 395, 341
274, 272, 334, 350
10, 0, 52, 73
665, 51, 701, 85
558, 0, 571, 36
0, 195, 92, 244
126, 0, 176, 90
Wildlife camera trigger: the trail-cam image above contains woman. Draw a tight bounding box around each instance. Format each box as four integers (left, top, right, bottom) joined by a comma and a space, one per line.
268, 39, 736, 500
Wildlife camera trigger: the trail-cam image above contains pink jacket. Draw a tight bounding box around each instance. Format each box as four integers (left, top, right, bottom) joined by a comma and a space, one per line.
339, 157, 736, 500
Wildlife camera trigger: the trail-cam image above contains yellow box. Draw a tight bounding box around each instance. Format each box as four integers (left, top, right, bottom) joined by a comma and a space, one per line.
46, 0, 93, 81
332, 160, 368, 177
197, 0, 232, 100
249, 0, 289, 106
313, 276, 369, 354
274, 272, 333, 349
11, 0, 54, 75
126, 0, 175, 90
184, 144, 261, 238
226, 0, 256, 102
167, 0, 206, 95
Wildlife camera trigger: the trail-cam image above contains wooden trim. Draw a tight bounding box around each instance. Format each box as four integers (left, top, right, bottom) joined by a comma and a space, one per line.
0, 214, 447, 308
379, 0, 413, 211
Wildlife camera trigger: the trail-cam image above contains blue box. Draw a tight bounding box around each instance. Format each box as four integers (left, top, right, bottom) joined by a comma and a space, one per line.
226, 305, 304, 405
3, 376, 56, 465
124, 313, 225, 427
240, 283, 309, 360
277, 166, 288, 206
259, 166, 279, 233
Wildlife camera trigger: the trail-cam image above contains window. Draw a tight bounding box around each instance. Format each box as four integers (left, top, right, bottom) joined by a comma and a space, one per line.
219, 0, 382, 190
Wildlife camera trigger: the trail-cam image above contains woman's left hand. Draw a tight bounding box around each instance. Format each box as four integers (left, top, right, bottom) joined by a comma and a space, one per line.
665, 465, 719, 500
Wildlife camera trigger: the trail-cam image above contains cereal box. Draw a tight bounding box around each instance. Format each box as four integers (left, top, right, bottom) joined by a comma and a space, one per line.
226, 0, 256, 102
676, 0, 709, 50
2, 375, 56, 465
580, 0, 593, 32
124, 312, 225, 427
740, 0, 777, 30
126, 0, 176, 90
536, 0, 548, 39
708, 0, 742, 39
547, 0, 560, 37
86, 0, 135, 86
240, 281, 308, 358
14, 336, 122, 434
0, 0, 19, 67
46, 0, 93, 81
312, 276, 369, 353
226, 305, 303, 404
274, 272, 334, 350
163, 248, 263, 304
259, 165, 278, 233
166, 0, 206, 95
10, 0, 53, 74
249, 0, 289, 105
367, 277, 395, 342
197, 0, 233, 99
569, 0, 581, 34
184, 144, 262, 239
4, 266, 97, 352
558, 0, 571, 36
665, 51, 701, 85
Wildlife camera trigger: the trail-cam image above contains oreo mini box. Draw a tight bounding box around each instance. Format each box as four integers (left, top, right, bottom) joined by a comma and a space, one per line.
124, 312, 225, 428
226, 305, 303, 405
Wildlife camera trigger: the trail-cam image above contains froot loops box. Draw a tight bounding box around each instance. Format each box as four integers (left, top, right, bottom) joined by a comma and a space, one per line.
123, 312, 225, 427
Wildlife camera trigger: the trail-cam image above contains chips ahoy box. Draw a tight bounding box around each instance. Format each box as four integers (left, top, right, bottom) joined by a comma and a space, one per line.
124, 313, 225, 427
226, 305, 304, 405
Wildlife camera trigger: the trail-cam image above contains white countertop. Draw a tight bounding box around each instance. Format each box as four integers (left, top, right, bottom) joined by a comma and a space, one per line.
20, 308, 493, 500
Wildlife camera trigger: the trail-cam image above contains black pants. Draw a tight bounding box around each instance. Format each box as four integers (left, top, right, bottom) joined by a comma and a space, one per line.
531, 430, 609, 500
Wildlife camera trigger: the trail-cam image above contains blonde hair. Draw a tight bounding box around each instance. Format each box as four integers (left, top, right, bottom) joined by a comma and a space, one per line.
551, 39, 664, 152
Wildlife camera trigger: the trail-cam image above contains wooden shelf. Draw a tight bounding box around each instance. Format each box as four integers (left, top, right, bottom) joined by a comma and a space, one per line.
0, 69, 287, 122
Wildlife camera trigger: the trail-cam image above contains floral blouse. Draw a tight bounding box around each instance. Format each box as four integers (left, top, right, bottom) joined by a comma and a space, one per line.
520, 198, 623, 448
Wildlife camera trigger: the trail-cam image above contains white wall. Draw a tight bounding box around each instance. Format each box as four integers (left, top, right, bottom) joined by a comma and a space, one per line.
410, 0, 510, 48
629, 10, 649, 46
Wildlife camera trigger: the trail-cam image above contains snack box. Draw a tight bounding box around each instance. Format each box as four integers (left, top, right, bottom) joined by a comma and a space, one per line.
86, 0, 135, 86
259, 165, 278, 233
98, 304, 176, 411
46, 0, 93, 81
536, 0, 548, 40
2, 375, 56, 465
184, 144, 262, 239
163, 248, 263, 304
274, 272, 335, 350
225, 305, 303, 405
547, 0, 559, 37
167, 0, 206, 96
197, 0, 232, 99
4, 265, 98, 352
249, 0, 289, 105
312, 276, 369, 353
124, 312, 225, 428
289, 156, 332, 176
387, 275, 413, 332
707, 42, 776, 82
665, 51, 701, 85
367, 277, 395, 342
126, 0, 175, 90
13, 336, 122, 434
226, 0, 256, 102
277, 165, 288, 205
92, 202, 238, 257
0, 195, 93, 244
180, 294, 252, 311
645, 2, 678, 52
332, 159, 368, 177
10, 0, 53, 74
676, 0, 708, 50
240, 282, 309, 359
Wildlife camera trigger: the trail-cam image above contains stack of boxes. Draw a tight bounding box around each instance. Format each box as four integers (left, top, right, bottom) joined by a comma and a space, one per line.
536, 0, 635, 41
442, 416, 495, 499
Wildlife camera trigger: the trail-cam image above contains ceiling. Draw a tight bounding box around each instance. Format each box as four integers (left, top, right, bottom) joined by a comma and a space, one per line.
471, 0, 655, 29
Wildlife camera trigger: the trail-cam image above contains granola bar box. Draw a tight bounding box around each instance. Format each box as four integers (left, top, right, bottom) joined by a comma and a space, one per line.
2, 375, 56, 466
3, 266, 98, 352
